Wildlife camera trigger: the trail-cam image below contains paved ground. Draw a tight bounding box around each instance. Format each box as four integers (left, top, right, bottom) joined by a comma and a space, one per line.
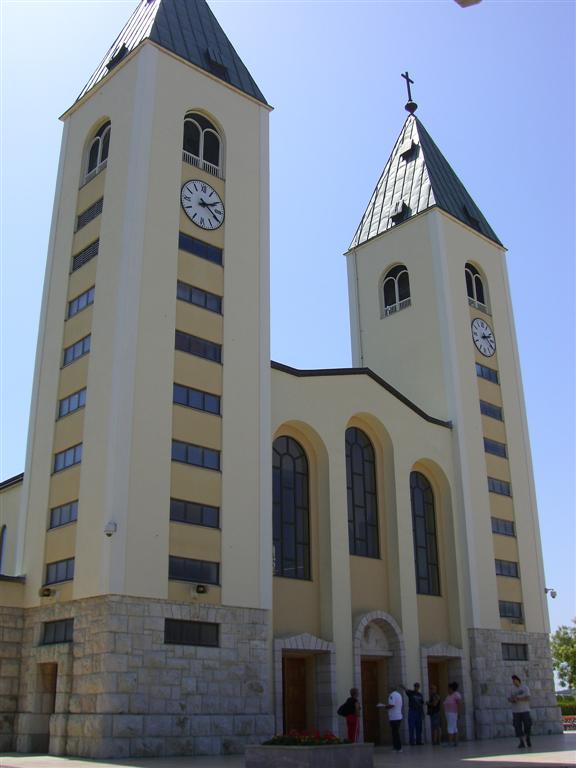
1, 734, 575, 768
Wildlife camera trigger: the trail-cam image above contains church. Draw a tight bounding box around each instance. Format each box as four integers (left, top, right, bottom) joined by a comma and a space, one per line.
0, 0, 561, 758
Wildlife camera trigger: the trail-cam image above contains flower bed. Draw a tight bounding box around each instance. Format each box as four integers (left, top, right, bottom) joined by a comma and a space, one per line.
563, 715, 576, 731
245, 730, 374, 767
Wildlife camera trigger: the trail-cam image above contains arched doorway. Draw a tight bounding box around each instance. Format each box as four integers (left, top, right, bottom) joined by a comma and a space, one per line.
354, 611, 406, 744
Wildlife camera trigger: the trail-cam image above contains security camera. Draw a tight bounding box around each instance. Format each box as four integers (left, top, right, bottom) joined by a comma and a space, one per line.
104, 521, 117, 537
550, 590, 557, 599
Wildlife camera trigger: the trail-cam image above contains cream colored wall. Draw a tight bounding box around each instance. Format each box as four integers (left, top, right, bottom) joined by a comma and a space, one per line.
18, 40, 271, 609
271, 367, 461, 707
347, 212, 450, 420
0, 480, 22, 577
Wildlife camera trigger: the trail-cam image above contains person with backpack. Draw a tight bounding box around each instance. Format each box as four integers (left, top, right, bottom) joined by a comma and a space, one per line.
338, 688, 361, 742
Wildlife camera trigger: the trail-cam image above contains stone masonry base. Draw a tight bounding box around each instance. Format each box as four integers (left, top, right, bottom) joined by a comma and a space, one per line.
468, 628, 562, 739
7, 595, 273, 758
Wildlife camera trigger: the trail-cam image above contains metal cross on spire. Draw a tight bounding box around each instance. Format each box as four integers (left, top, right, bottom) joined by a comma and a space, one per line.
401, 71, 418, 114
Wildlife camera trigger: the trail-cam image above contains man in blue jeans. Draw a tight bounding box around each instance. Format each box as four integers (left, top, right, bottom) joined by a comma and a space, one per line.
401, 682, 424, 745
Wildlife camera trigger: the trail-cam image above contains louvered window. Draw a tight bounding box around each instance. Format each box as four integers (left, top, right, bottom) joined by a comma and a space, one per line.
71, 240, 99, 272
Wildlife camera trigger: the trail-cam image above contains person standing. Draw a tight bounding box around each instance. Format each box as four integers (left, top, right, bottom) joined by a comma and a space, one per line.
401, 682, 424, 745
427, 684, 442, 745
340, 687, 361, 743
508, 675, 532, 748
443, 682, 462, 746
383, 684, 404, 752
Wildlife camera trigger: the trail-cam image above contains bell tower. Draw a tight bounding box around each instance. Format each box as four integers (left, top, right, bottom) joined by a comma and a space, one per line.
346, 84, 551, 734
9, 0, 273, 756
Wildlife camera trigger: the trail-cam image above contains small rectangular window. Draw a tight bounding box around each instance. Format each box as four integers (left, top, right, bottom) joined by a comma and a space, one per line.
62, 334, 91, 366
58, 388, 87, 418
173, 383, 221, 415
495, 559, 519, 578
499, 600, 523, 619
168, 556, 219, 584
178, 232, 222, 265
502, 643, 528, 661
171, 440, 220, 471
53, 444, 82, 473
49, 500, 78, 529
175, 330, 221, 363
488, 477, 512, 496
170, 498, 219, 528
491, 517, 516, 536
177, 281, 222, 314
476, 363, 499, 384
71, 240, 99, 272
164, 618, 219, 647
76, 198, 103, 231
45, 557, 75, 585
480, 400, 503, 421
68, 286, 95, 318
41, 618, 74, 645
484, 438, 507, 458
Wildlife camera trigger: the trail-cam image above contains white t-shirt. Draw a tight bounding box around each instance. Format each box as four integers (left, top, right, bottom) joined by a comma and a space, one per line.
388, 690, 403, 720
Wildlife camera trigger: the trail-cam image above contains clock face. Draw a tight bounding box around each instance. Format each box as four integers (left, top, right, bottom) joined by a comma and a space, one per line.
181, 180, 224, 230
471, 317, 496, 357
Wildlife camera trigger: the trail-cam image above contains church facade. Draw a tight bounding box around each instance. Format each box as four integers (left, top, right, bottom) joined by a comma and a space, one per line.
0, 0, 561, 758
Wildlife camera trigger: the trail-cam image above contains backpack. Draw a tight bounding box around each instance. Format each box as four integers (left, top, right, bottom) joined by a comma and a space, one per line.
337, 697, 355, 717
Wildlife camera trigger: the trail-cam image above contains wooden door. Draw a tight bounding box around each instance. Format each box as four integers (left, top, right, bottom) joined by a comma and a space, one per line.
35, 663, 57, 752
283, 656, 307, 733
361, 659, 381, 744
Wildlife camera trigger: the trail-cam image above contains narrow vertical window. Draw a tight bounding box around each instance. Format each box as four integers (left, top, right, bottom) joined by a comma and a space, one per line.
346, 427, 379, 557
382, 264, 411, 316
182, 112, 222, 176
410, 471, 440, 595
85, 121, 111, 180
273, 436, 310, 579
465, 262, 488, 310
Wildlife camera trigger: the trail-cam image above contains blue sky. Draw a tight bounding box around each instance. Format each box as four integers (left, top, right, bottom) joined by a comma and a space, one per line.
1, 0, 574, 636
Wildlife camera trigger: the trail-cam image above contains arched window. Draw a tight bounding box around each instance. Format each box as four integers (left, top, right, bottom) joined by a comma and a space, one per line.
410, 471, 440, 595
0, 525, 6, 574
273, 436, 310, 579
346, 427, 379, 557
383, 264, 411, 316
465, 263, 487, 310
183, 112, 222, 176
86, 121, 111, 180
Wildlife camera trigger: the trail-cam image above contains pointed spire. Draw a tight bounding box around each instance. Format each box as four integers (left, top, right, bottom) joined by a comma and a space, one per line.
77, 0, 267, 105
350, 114, 501, 249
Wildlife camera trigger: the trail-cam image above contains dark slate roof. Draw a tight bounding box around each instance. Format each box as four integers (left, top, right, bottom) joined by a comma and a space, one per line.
77, 0, 267, 105
350, 115, 502, 249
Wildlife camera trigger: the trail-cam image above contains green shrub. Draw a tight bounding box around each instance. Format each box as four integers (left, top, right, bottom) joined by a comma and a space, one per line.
559, 702, 576, 716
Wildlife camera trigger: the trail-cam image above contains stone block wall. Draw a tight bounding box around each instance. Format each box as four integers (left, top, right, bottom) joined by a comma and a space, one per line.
10, 595, 273, 758
0, 605, 24, 751
468, 628, 562, 739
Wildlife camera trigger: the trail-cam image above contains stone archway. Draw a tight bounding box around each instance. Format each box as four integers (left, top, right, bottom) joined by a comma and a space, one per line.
274, 633, 336, 735
353, 611, 407, 743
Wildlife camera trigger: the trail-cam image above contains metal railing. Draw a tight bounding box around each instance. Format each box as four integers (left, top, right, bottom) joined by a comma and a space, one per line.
83, 159, 107, 185
384, 297, 412, 317
468, 297, 489, 314
182, 151, 223, 180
